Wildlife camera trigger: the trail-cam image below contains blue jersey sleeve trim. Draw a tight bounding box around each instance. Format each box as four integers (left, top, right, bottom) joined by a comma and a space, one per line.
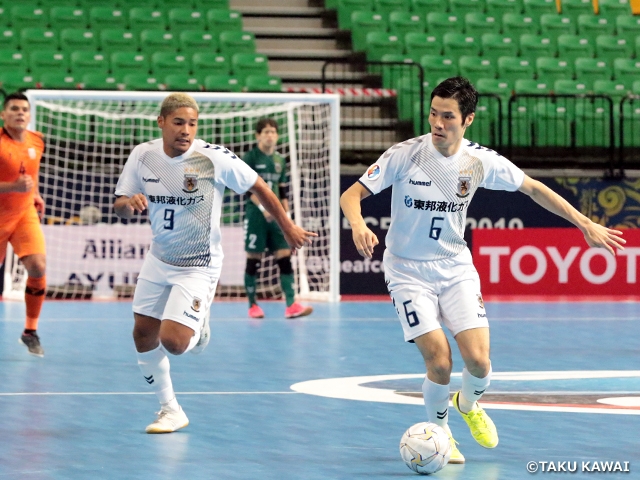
358, 179, 375, 195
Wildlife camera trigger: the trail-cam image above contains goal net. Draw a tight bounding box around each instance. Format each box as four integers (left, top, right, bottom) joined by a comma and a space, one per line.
3, 91, 340, 302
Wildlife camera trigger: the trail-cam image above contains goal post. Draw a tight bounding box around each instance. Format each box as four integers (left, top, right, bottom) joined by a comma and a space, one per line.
3, 90, 340, 302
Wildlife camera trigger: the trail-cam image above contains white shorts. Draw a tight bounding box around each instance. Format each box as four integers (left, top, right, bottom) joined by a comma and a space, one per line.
383, 248, 489, 342
132, 252, 220, 332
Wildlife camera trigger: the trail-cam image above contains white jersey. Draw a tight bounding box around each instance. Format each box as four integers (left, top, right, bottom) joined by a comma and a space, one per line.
115, 138, 258, 268
359, 134, 525, 261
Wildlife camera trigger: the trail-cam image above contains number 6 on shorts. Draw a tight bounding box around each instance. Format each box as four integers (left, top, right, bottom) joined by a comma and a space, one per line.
402, 300, 420, 327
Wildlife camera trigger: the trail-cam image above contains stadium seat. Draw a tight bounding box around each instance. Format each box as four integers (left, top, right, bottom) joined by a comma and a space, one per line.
0, 50, 28, 74
337, 0, 372, 30
560, 0, 594, 20
598, 0, 632, 20
30, 50, 69, 76
501, 13, 539, 36
505, 101, 533, 146
140, 30, 178, 53
636, 37, 640, 59
593, 79, 629, 100
81, 73, 121, 90
475, 77, 513, 107
377, 54, 417, 89
540, 14, 576, 36
50, 7, 88, 30
485, 0, 522, 16
374, 0, 410, 17
514, 78, 551, 94
574, 100, 613, 147
459, 56, 497, 83
574, 57, 612, 85
110, 52, 150, 75
198, 0, 230, 8
245, 74, 283, 92
522, 0, 557, 16
60, 29, 99, 52
164, 73, 202, 91
0, 72, 36, 92
351, 11, 387, 52
556, 34, 594, 63
206, 9, 243, 31
10, 6, 48, 30
365, 32, 404, 61
397, 75, 430, 122
464, 13, 501, 35
100, 29, 138, 56
613, 58, 640, 81
219, 31, 256, 55
553, 79, 589, 94
39, 72, 78, 89
0, 8, 10, 28
389, 12, 425, 37
204, 74, 243, 92
20, 28, 59, 51
168, 8, 206, 31
449, 0, 486, 15
151, 52, 190, 74
420, 54, 459, 81
89, 7, 128, 30
231, 53, 269, 81
536, 57, 573, 82
595, 35, 633, 59
122, 73, 161, 91
621, 101, 640, 147
128, 8, 167, 33
0, 29, 18, 50
427, 13, 464, 36
576, 14, 614, 36
192, 52, 230, 76
518, 34, 556, 62
411, 0, 448, 13
405, 33, 442, 61
534, 103, 571, 147
497, 56, 534, 83
443, 32, 480, 58
615, 15, 640, 43
179, 30, 218, 52
481, 33, 518, 59
465, 96, 502, 146
70, 51, 110, 76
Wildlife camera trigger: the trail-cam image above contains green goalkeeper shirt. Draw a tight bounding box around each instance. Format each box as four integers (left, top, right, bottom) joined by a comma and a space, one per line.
243, 147, 287, 210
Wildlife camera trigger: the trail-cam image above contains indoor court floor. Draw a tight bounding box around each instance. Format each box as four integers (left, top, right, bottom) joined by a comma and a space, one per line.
1, 299, 638, 480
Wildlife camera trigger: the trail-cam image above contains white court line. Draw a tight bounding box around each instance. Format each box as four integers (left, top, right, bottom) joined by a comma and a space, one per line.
0, 391, 298, 396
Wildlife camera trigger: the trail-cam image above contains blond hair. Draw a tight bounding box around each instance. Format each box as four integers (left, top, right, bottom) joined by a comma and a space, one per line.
159, 93, 199, 117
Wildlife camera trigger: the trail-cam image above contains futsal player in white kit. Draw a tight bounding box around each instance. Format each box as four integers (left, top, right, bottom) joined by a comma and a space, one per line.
114, 93, 315, 433
340, 77, 625, 463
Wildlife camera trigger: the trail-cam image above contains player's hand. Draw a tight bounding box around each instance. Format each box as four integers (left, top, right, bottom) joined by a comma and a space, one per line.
127, 193, 148, 215
283, 224, 317, 250
13, 175, 33, 192
582, 221, 625, 256
352, 224, 379, 259
34, 194, 45, 219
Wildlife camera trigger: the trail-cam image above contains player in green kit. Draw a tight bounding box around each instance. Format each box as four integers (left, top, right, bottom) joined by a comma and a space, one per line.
243, 118, 313, 319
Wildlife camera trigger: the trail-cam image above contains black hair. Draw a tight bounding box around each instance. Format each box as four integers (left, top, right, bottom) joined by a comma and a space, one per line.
3, 92, 29, 109
255, 118, 278, 134
430, 77, 478, 124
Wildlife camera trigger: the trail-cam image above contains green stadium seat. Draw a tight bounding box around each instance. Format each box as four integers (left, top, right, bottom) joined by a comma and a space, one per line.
179, 30, 218, 52
164, 73, 202, 91
475, 78, 513, 142
70, 51, 109, 76
81, 73, 121, 90
497, 56, 534, 83
378, 54, 417, 88
540, 14, 576, 36
598, 0, 631, 20
621, 101, 640, 147
30, 50, 69, 76
245, 74, 283, 92
443, 32, 480, 58
577, 14, 614, 36
613, 58, 640, 81
128, 8, 167, 33
575, 57, 612, 85
636, 37, 640, 59
110, 52, 150, 75
427, 13, 463, 36
389, 12, 425, 37
534, 102, 571, 147
206, 9, 243, 31
219, 31, 256, 55
411, 0, 448, 13
20, 28, 58, 51
231, 53, 269, 81
337, 0, 372, 30
0, 29, 19, 50
0, 8, 9, 28
506, 102, 532, 146
560, 0, 594, 20
397, 76, 430, 122
485, 0, 522, 16
420, 54, 458, 81
100, 29, 138, 56
536, 56, 573, 82
168, 8, 206, 31
574, 100, 612, 147
556, 34, 594, 62
192, 52, 230, 76
501, 13, 539, 36
374, 0, 410, 17
615, 15, 640, 43
0, 49, 27, 74
197, 0, 230, 8
519, 34, 556, 62
122, 73, 161, 91
351, 11, 387, 52
464, 13, 501, 35
60, 29, 99, 52
586, 33, 622, 58
522, 0, 557, 15
405, 33, 442, 61
140, 29, 177, 53
39, 72, 78, 89
89, 7, 128, 30
553, 79, 590, 94
459, 56, 497, 82
128, 0, 160, 7
481, 33, 518, 59
151, 52, 190, 74
449, 0, 486, 15
0, 72, 36, 93
50, 7, 88, 30
10, 6, 48, 30
593, 79, 629, 100
204, 74, 242, 92
365, 32, 404, 61
465, 96, 502, 146
514, 78, 551, 93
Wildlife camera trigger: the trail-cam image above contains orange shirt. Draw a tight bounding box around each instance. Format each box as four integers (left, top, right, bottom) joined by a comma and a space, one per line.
0, 128, 45, 218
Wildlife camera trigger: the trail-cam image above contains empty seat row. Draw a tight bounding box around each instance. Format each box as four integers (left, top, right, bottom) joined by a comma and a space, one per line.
1, 1, 229, 8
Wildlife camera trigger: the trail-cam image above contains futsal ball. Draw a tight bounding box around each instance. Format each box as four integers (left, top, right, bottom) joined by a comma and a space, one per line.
79, 205, 102, 225
399, 422, 451, 475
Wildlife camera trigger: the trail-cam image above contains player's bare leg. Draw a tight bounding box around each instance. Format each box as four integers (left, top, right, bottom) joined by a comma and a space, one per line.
19, 253, 46, 357
275, 248, 312, 318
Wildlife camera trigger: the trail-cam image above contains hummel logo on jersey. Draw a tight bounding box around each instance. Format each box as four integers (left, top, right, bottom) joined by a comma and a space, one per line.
144, 375, 154, 384
143, 177, 160, 183
183, 311, 199, 321
436, 409, 448, 419
409, 178, 431, 187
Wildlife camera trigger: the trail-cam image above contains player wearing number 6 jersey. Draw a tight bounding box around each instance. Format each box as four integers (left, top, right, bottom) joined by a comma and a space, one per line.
340, 77, 625, 465
114, 93, 316, 434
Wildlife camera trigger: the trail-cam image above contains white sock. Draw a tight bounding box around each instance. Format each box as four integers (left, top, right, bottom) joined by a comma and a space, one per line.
137, 345, 176, 406
459, 365, 492, 413
422, 376, 450, 428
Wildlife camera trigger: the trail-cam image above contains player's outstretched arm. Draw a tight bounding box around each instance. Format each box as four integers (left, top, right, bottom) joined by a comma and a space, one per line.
340, 182, 379, 259
248, 177, 316, 249
114, 194, 148, 220
518, 175, 625, 255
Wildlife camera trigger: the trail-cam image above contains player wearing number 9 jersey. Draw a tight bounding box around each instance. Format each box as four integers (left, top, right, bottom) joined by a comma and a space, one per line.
114, 93, 316, 434
340, 77, 625, 466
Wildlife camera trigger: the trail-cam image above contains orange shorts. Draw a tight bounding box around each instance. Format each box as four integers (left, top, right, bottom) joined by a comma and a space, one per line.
0, 207, 46, 265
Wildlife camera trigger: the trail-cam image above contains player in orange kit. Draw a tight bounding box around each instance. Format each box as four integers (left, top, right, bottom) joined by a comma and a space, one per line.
0, 92, 47, 357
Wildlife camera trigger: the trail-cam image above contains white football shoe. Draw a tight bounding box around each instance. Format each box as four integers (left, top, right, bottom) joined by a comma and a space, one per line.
145, 405, 189, 434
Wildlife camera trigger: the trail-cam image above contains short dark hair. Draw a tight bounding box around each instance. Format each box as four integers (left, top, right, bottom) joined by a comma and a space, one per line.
256, 118, 278, 134
430, 77, 478, 124
3, 92, 29, 109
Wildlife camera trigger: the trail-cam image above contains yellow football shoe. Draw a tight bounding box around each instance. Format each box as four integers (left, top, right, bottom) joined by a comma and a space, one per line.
452, 391, 499, 448
446, 429, 465, 464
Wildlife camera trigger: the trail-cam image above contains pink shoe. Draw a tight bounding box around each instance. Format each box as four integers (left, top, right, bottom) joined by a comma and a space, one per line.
285, 302, 313, 319
248, 304, 264, 318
